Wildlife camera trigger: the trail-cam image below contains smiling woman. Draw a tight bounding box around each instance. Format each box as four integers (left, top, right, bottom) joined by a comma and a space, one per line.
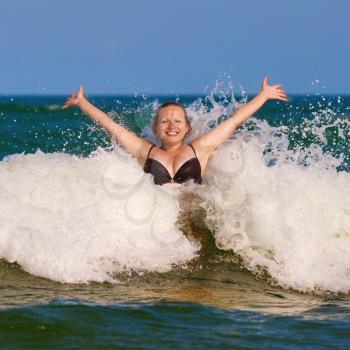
144, 102, 202, 185
62, 77, 287, 185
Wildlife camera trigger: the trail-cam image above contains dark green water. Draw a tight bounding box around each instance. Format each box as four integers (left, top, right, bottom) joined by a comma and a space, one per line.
1, 94, 350, 349
1, 260, 349, 349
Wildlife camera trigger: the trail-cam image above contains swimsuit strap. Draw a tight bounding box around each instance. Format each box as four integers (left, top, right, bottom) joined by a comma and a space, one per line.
146, 144, 155, 159
188, 143, 198, 159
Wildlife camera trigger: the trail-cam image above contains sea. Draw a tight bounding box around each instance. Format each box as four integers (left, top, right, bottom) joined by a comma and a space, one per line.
0, 85, 350, 349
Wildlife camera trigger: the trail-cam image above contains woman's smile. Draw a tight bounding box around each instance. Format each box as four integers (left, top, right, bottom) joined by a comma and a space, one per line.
165, 131, 180, 136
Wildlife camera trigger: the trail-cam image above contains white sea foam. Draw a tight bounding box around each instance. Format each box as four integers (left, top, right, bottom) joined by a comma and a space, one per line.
0, 148, 198, 283
200, 123, 350, 294
183, 90, 350, 294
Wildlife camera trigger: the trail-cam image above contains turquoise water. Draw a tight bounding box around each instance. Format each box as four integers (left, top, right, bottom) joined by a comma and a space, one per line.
1, 94, 350, 349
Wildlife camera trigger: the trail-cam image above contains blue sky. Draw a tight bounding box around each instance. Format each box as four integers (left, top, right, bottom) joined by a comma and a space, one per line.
1, 0, 349, 94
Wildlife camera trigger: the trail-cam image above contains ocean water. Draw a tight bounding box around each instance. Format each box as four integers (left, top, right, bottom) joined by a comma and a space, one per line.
1, 89, 350, 349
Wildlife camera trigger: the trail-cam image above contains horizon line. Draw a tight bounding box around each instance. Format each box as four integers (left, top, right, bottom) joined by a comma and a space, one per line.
0, 91, 349, 97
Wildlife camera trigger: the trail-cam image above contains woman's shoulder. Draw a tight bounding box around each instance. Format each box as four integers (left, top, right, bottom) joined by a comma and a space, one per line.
187, 136, 202, 149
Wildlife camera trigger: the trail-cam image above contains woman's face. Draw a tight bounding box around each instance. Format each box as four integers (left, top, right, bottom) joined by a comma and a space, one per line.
155, 106, 189, 145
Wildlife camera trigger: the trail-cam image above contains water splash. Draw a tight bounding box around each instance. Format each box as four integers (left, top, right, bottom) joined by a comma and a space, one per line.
1, 84, 350, 293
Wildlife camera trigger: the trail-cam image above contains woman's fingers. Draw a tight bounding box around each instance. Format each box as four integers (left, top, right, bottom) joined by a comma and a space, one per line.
61, 86, 83, 109
277, 93, 288, 101
61, 96, 75, 109
273, 84, 282, 88
270, 85, 288, 101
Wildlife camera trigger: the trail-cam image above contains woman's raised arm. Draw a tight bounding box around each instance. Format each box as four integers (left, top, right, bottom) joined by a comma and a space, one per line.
191, 77, 287, 157
62, 86, 151, 163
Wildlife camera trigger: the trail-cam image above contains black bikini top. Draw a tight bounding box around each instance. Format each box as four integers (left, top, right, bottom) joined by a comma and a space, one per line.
143, 144, 202, 185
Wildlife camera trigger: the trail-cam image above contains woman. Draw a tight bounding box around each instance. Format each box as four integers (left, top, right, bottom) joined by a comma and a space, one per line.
62, 77, 287, 185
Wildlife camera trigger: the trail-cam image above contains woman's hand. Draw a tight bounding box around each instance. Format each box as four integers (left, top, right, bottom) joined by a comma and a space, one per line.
260, 76, 288, 102
62, 85, 85, 109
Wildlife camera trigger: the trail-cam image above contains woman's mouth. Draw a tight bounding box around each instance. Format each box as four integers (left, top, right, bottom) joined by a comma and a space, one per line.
165, 131, 179, 136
